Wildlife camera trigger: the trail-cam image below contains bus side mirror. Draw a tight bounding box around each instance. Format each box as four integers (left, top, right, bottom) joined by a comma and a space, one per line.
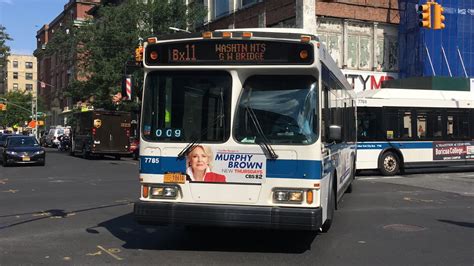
329, 125, 342, 142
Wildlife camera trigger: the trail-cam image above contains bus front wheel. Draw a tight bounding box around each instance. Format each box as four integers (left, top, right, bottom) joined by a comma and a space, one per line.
379, 151, 400, 176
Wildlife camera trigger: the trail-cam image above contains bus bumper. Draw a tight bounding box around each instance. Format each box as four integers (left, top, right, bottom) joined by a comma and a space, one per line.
134, 201, 322, 231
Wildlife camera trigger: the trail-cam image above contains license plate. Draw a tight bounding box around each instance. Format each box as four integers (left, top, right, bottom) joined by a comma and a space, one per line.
164, 173, 185, 184
22, 156, 30, 161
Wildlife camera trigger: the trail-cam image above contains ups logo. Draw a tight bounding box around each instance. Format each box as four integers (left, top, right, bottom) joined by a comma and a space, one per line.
93, 119, 102, 128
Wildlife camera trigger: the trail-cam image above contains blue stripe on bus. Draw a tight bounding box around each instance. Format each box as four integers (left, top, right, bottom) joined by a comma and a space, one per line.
140, 156, 323, 180
357, 142, 433, 150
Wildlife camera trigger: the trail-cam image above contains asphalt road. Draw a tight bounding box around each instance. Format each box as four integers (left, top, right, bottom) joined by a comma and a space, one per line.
0, 148, 473, 265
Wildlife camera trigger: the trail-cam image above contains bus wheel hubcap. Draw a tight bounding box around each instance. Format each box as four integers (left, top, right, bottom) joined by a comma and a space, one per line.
384, 156, 396, 172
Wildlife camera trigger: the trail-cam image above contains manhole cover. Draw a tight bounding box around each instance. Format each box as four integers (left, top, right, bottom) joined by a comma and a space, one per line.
383, 224, 427, 232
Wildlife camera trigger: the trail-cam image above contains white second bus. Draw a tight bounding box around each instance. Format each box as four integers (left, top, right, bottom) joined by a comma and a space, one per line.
133, 28, 356, 232
356, 85, 474, 175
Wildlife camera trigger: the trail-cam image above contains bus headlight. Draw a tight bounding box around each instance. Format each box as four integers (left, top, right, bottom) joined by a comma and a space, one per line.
150, 185, 179, 199
273, 189, 304, 204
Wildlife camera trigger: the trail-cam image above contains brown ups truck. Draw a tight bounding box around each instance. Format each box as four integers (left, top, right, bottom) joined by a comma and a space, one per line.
70, 110, 131, 159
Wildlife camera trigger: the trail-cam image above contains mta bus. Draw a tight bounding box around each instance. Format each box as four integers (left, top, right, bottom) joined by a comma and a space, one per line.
133, 28, 356, 232
356, 84, 474, 175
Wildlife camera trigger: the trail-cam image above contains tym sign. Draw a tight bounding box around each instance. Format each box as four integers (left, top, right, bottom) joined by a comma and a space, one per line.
342, 69, 398, 93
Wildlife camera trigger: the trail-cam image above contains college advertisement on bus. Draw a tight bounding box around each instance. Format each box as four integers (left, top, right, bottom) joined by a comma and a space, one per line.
433, 141, 474, 160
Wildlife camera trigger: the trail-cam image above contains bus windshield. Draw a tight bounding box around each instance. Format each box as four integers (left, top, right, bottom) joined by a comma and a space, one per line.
141, 71, 232, 142
234, 75, 318, 145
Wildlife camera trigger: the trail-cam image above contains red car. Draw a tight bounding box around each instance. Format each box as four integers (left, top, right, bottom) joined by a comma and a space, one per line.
130, 138, 139, 160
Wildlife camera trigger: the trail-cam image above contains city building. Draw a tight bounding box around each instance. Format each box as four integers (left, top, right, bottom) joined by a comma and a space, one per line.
201, 0, 473, 90
5, 54, 37, 95
201, 0, 400, 93
35, 0, 100, 127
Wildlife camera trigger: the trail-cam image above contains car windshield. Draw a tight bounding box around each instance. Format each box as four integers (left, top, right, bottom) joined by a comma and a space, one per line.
234, 75, 319, 145
7, 137, 38, 147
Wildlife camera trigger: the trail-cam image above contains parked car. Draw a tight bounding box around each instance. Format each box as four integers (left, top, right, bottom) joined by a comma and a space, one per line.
45, 126, 66, 147
130, 137, 139, 160
1, 136, 45, 166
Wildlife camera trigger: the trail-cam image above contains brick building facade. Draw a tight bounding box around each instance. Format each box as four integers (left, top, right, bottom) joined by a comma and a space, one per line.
202, 0, 400, 92
35, 0, 100, 127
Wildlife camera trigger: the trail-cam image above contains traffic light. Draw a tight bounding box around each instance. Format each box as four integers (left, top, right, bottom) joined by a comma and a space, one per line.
135, 45, 143, 62
418, 3, 432, 29
433, 3, 445, 30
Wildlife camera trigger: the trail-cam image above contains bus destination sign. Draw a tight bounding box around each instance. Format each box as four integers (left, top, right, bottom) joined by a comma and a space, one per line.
145, 40, 314, 65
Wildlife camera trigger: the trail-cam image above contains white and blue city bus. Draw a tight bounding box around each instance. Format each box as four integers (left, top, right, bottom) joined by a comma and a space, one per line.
356, 83, 474, 175
134, 28, 356, 232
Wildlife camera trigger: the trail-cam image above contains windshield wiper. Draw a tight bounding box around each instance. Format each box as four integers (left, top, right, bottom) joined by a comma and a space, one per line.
245, 106, 278, 160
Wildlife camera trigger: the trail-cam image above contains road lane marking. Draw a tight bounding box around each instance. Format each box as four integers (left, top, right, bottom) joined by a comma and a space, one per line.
1, 189, 19, 193
97, 245, 123, 261
357, 176, 404, 180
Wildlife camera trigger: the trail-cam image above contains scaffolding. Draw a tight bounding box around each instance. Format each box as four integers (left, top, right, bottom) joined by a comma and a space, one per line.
399, 0, 474, 78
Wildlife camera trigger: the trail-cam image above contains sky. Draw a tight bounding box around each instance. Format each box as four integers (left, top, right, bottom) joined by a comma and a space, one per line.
0, 0, 66, 55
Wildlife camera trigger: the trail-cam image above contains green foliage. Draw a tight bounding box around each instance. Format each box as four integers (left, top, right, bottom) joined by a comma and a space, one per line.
0, 24, 12, 88
0, 91, 33, 128
43, 0, 207, 110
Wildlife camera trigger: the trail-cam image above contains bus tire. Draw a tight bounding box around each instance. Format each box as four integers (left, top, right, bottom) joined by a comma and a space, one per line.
321, 174, 336, 233
379, 151, 400, 176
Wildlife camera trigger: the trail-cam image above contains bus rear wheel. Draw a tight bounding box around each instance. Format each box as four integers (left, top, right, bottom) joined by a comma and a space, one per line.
379, 151, 400, 176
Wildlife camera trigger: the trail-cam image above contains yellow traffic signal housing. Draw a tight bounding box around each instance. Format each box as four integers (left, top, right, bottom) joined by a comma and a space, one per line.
135, 45, 143, 62
418, 3, 432, 29
433, 3, 446, 30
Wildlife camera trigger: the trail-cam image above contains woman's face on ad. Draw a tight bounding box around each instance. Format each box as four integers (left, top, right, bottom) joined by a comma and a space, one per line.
189, 147, 209, 172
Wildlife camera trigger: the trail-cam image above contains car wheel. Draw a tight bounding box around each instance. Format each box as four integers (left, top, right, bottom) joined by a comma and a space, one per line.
379, 151, 400, 176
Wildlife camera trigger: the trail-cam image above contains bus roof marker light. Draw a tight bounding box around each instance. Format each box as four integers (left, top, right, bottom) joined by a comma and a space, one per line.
222, 32, 232, 38
301, 35, 311, 43
242, 32, 253, 38
202, 32, 213, 39
147, 37, 157, 44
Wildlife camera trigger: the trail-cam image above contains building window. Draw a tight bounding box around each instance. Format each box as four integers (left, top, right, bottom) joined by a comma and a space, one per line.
317, 18, 343, 68
214, 0, 229, 18
13, 83, 18, 90
26, 84, 33, 91
347, 35, 372, 70
13, 72, 18, 79
26, 73, 33, 80
242, 0, 258, 7
13, 61, 18, 68
25, 62, 33, 69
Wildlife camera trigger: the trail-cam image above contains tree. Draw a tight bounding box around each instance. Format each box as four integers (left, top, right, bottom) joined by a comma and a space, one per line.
0, 24, 12, 93
0, 91, 33, 129
44, 0, 207, 110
